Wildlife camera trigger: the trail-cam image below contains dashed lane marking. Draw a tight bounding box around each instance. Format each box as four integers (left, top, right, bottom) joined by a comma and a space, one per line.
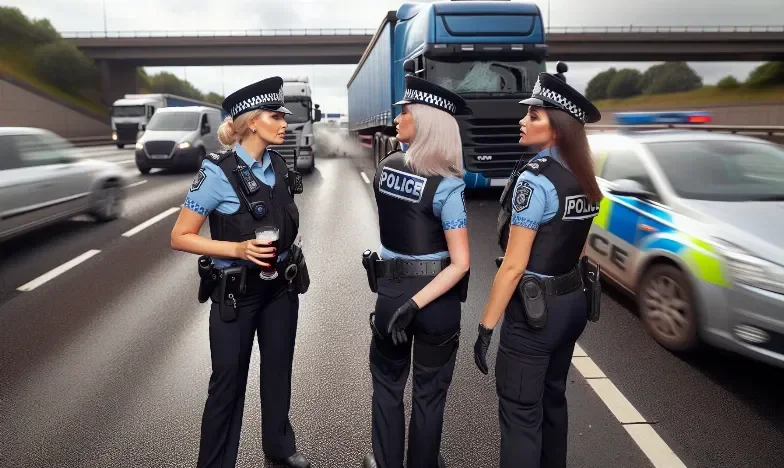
121, 207, 180, 238
360, 171, 370, 184
126, 180, 148, 188
17, 250, 102, 292
572, 345, 687, 467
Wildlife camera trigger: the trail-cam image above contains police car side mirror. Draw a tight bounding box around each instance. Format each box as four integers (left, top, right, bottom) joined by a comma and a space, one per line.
608, 179, 656, 199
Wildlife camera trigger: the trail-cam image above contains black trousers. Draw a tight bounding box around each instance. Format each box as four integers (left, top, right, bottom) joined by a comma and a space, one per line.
369, 276, 461, 468
197, 276, 299, 468
496, 287, 588, 468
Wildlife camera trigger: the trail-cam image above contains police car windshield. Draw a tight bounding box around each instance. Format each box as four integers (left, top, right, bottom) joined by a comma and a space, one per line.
646, 140, 784, 201
426, 59, 544, 96
147, 112, 200, 131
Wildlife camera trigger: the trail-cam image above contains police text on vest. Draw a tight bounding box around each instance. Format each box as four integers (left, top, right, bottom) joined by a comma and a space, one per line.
563, 195, 600, 220
379, 167, 427, 203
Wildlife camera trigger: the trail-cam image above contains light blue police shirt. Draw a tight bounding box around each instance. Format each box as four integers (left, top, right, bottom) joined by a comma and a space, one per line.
380, 174, 467, 261
183, 144, 287, 269
510, 146, 567, 278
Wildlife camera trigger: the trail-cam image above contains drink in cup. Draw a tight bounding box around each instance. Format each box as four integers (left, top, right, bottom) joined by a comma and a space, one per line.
255, 226, 279, 280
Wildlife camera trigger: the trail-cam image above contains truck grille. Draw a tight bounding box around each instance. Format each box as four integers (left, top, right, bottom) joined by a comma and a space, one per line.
116, 123, 138, 142
459, 117, 535, 178
282, 130, 298, 145
269, 129, 299, 170
144, 141, 175, 158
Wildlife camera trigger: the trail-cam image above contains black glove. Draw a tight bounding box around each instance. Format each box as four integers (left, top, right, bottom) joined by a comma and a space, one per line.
474, 323, 494, 375
387, 298, 419, 346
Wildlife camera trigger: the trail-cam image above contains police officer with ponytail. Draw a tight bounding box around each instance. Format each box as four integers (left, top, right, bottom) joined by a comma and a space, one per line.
473, 73, 603, 468
171, 76, 311, 468
361, 75, 472, 468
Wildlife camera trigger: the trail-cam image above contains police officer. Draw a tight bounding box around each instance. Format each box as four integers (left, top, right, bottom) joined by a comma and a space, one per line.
473, 72, 603, 468
170, 76, 311, 468
361, 75, 472, 468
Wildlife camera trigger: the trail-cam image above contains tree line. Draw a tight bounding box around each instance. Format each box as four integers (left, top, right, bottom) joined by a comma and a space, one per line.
0, 6, 223, 108
586, 61, 784, 101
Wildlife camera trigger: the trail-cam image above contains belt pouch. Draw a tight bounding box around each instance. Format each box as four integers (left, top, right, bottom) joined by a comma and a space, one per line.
362, 250, 379, 293
198, 256, 218, 303
291, 244, 310, 294
458, 268, 470, 303
519, 276, 548, 330
218, 266, 246, 322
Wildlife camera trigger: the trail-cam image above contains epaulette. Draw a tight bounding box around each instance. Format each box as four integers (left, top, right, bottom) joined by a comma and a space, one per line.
522, 156, 553, 176
381, 149, 402, 163
204, 149, 234, 165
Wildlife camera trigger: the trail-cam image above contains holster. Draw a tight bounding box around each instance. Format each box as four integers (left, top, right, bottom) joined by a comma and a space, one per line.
285, 243, 310, 294
518, 276, 548, 330
580, 256, 602, 322
361, 250, 379, 293
197, 256, 218, 303
218, 266, 246, 322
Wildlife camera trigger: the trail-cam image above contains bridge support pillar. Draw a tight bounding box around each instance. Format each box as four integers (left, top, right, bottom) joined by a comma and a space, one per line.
99, 61, 138, 106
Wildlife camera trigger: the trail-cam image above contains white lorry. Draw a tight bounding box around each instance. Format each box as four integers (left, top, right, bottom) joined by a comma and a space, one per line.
270, 77, 322, 173
110, 93, 226, 149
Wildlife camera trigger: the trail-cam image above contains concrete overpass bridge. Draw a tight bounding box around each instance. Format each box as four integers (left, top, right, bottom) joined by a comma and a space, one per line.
61, 25, 784, 104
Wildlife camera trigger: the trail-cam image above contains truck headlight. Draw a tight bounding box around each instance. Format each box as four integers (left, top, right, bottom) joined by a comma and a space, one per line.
713, 239, 784, 294
112, 131, 117, 141
178, 142, 191, 149
135, 141, 144, 150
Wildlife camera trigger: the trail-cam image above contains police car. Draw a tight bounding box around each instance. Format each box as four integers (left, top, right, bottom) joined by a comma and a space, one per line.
585, 126, 784, 368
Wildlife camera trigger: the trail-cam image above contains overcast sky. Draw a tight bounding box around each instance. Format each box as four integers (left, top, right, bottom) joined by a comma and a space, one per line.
5, 0, 782, 114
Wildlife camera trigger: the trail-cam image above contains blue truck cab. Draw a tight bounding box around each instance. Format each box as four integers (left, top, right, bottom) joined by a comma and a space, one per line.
347, 0, 553, 189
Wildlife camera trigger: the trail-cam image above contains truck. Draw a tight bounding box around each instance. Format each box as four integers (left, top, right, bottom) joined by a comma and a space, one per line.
268, 77, 322, 173
111, 93, 227, 149
346, 0, 559, 189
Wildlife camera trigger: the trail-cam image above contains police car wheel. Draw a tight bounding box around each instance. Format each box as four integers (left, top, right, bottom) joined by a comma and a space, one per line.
639, 264, 698, 352
90, 181, 124, 222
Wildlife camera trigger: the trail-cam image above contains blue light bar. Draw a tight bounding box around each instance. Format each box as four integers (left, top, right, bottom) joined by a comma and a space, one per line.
614, 111, 712, 125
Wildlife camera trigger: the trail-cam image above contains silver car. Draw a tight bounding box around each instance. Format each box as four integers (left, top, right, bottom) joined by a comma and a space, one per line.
585, 130, 784, 368
0, 127, 128, 241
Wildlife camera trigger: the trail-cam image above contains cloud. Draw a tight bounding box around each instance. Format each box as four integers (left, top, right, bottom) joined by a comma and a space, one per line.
5, 0, 780, 114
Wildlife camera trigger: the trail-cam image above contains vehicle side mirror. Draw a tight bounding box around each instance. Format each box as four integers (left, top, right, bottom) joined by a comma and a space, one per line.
403, 59, 416, 74
608, 179, 656, 199
314, 109, 322, 122
201, 123, 211, 135
556, 61, 568, 74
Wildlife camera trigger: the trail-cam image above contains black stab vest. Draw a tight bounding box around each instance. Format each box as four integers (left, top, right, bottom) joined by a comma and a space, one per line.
374, 151, 447, 255
497, 155, 600, 276
207, 149, 299, 253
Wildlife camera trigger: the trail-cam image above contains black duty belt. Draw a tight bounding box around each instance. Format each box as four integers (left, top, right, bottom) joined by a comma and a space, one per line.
374, 257, 450, 279
533, 265, 583, 296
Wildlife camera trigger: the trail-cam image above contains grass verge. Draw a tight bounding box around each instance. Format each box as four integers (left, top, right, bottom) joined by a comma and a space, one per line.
594, 85, 784, 110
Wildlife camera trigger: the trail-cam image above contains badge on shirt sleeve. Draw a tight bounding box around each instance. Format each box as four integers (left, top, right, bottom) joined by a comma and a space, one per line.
190, 168, 206, 192
513, 181, 533, 213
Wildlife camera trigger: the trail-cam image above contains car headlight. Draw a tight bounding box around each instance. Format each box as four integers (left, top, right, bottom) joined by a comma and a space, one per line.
712, 239, 784, 295
135, 142, 144, 150
178, 142, 191, 149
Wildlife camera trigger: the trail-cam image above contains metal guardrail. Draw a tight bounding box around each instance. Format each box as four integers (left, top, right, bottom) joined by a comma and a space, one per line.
586, 124, 784, 136
59, 25, 784, 38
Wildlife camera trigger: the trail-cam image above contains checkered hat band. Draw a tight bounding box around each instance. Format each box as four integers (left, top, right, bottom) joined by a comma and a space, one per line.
530, 80, 586, 123
231, 87, 285, 117
404, 88, 456, 114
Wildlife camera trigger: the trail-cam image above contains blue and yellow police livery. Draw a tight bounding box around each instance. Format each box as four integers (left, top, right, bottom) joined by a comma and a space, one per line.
585, 125, 784, 368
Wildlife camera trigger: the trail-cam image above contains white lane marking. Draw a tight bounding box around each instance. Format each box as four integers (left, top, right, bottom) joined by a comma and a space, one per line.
126, 180, 148, 188
121, 207, 180, 238
117, 159, 136, 165
573, 349, 687, 467
17, 250, 102, 292
360, 171, 370, 184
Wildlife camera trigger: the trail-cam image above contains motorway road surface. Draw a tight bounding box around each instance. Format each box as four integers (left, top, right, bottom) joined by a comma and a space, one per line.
0, 145, 782, 467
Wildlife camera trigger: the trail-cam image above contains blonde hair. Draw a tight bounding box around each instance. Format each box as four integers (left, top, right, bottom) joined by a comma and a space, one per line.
404, 103, 464, 178
217, 109, 264, 147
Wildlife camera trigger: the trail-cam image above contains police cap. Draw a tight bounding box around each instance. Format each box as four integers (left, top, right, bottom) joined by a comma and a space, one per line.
394, 75, 472, 116
222, 76, 292, 119
520, 72, 601, 124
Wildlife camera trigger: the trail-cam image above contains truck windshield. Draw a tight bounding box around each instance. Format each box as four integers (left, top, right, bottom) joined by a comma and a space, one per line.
112, 105, 146, 117
645, 140, 784, 201
286, 100, 311, 124
427, 59, 545, 96
147, 112, 200, 131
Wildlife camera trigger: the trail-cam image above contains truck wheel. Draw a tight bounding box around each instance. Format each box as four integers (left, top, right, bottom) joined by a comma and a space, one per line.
117, 144, 125, 149
638, 264, 699, 352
